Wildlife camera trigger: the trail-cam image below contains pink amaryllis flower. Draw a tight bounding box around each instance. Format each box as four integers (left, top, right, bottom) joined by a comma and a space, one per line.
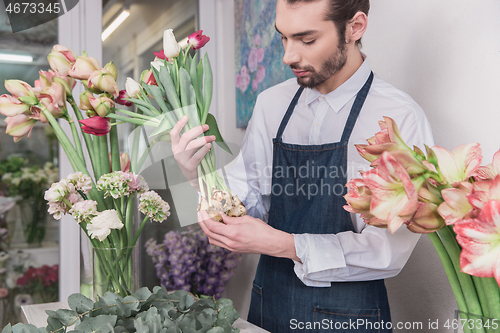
406, 202, 445, 233
454, 200, 500, 285
187, 30, 210, 50
474, 149, 500, 180
437, 183, 475, 225
362, 151, 424, 233
87, 69, 119, 97
47, 45, 77, 75
344, 178, 372, 215
68, 54, 101, 80
431, 143, 482, 186
467, 176, 500, 210
0, 94, 30, 117
79, 116, 111, 136
5, 114, 37, 142
355, 116, 412, 163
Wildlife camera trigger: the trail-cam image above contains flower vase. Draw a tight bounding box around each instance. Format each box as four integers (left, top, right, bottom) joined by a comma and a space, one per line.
19, 198, 47, 246
92, 245, 139, 299
454, 310, 500, 333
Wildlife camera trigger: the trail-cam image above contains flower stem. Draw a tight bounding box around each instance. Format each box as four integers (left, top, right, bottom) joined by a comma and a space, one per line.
109, 108, 121, 172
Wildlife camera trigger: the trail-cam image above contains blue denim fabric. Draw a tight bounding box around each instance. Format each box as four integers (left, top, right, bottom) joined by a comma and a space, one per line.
248, 73, 392, 332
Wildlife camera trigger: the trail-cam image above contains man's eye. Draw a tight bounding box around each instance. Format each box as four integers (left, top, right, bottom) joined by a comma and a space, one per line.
303, 40, 315, 45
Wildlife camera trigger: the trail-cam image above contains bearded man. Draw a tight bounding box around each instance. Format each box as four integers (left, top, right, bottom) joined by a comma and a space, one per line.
171, 0, 434, 331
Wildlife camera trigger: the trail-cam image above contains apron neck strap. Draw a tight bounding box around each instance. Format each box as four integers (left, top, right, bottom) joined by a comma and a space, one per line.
275, 87, 304, 140
340, 71, 374, 143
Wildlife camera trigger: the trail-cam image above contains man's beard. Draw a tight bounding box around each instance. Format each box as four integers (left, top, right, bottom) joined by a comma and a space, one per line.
292, 41, 348, 89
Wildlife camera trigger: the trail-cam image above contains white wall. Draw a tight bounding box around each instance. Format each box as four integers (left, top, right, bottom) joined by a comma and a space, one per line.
204, 0, 500, 330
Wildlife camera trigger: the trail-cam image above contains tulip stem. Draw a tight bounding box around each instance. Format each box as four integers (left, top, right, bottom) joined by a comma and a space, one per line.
109, 108, 121, 172
68, 96, 100, 180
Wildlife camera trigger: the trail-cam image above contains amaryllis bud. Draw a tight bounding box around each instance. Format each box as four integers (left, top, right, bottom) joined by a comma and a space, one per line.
39, 70, 56, 90
90, 95, 114, 117
104, 61, 118, 81
5, 114, 37, 142
79, 116, 111, 136
53, 77, 74, 96
0, 94, 29, 117
163, 29, 180, 59
87, 69, 119, 97
125, 78, 141, 98
116, 90, 132, 107
187, 30, 210, 50
79, 91, 94, 111
47, 45, 77, 75
68, 55, 101, 80
5, 80, 36, 102
86, 110, 97, 118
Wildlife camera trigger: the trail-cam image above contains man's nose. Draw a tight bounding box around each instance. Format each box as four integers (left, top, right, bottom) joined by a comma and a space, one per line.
282, 42, 300, 66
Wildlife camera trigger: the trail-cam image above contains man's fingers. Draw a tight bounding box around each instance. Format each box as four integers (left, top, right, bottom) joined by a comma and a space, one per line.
170, 115, 189, 147
185, 135, 216, 152
176, 124, 210, 152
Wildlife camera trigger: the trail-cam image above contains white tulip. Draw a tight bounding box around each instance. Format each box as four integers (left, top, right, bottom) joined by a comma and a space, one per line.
125, 77, 141, 98
163, 29, 180, 59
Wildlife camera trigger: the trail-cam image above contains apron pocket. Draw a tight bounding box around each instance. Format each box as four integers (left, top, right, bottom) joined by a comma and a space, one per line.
313, 307, 381, 333
247, 283, 263, 327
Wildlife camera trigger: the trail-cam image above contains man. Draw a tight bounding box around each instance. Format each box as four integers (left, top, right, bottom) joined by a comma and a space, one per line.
171, 0, 434, 331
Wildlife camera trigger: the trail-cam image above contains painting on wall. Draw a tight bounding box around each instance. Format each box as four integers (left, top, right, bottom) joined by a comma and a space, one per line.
235, 0, 294, 128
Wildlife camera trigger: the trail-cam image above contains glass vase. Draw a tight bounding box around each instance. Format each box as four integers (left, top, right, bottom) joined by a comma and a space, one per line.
92, 245, 139, 299
19, 198, 47, 246
454, 310, 499, 333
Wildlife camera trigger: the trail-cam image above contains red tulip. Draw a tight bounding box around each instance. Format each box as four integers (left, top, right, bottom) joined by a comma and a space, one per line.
187, 30, 210, 50
79, 116, 111, 136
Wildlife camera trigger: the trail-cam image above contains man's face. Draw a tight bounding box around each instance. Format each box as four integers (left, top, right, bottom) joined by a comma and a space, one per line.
275, 0, 348, 91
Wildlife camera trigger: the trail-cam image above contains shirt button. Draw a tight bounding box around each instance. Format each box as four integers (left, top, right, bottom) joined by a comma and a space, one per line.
315, 122, 320, 126
319, 96, 326, 102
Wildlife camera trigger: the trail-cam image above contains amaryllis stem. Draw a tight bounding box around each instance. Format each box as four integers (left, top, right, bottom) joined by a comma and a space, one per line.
68, 119, 86, 165
109, 109, 121, 172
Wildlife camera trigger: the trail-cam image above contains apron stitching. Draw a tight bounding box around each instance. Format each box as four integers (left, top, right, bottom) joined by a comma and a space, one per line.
313, 309, 379, 317
274, 142, 345, 152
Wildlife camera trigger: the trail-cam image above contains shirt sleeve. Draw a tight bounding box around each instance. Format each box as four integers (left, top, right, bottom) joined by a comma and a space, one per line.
292, 107, 435, 286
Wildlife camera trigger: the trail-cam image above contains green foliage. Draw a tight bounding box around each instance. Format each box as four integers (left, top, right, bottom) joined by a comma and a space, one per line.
2, 287, 240, 333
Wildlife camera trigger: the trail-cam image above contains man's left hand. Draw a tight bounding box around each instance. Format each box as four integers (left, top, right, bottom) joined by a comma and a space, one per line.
198, 210, 300, 261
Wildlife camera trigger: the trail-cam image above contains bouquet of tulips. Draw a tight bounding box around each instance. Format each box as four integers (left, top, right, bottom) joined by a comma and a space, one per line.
345, 117, 500, 331
0, 35, 173, 297
109, 29, 247, 222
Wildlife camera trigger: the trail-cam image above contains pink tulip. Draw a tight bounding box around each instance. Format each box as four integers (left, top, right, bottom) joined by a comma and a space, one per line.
187, 30, 210, 50
89, 95, 114, 117
141, 70, 157, 86
116, 90, 132, 107
437, 183, 475, 225
5, 114, 37, 142
79, 116, 111, 136
362, 151, 423, 233
431, 143, 482, 186
47, 45, 77, 75
68, 55, 101, 80
0, 94, 29, 117
406, 202, 445, 233
355, 116, 412, 163
454, 200, 500, 285
474, 149, 500, 180
87, 69, 119, 97
108, 152, 130, 172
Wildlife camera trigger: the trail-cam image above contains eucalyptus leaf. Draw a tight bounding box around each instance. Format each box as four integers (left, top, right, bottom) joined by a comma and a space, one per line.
206, 328, 224, 333
2, 324, 11, 333
205, 114, 232, 155
217, 307, 239, 325
46, 316, 64, 332
68, 294, 94, 314
36, 328, 47, 333
134, 287, 153, 301
75, 315, 117, 333
214, 299, 233, 311
54, 309, 79, 326
12, 324, 39, 333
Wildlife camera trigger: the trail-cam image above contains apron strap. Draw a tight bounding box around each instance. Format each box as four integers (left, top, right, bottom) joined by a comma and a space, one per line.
340, 71, 374, 143
275, 87, 304, 140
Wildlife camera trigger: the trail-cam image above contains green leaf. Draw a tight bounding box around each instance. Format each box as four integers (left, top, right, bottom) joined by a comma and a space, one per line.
54, 309, 79, 326
217, 306, 239, 325
134, 287, 153, 301
189, 56, 203, 114
37, 328, 48, 333
184, 54, 192, 74
1, 323, 11, 333
206, 328, 224, 333
425, 144, 439, 167
46, 316, 64, 332
158, 65, 182, 111
148, 115, 173, 137
143, 84, 171, 114
68, 293, 94, 314
12, 324, 39, 333
179, 68, 196, 109
75, 315, 117, 333
205, 113, 232, 155
202, 53, 213, 124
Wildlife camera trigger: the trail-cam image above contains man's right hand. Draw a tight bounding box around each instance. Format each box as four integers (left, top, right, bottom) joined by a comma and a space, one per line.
170, 115, 216, 190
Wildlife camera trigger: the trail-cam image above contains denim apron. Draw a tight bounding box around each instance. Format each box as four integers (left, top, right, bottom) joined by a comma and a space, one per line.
247, 72, 392, 332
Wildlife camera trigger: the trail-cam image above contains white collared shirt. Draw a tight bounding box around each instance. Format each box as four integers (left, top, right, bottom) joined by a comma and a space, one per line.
224, 59, 435, 286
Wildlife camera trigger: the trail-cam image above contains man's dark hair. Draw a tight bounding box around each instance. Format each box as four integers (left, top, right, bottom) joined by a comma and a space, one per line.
285, 0, 370, 46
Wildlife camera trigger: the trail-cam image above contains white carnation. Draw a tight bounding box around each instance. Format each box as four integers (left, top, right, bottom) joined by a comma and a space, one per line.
87, 210, 123, 241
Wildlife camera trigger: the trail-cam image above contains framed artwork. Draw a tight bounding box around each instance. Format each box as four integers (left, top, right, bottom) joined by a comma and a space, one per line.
234, 0, 294, 128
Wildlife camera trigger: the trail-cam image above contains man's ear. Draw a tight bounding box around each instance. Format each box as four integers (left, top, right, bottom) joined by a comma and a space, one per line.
346, 12, 368, 44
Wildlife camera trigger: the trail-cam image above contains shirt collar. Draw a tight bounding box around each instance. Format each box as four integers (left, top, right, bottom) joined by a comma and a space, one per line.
304, 57, 372, 113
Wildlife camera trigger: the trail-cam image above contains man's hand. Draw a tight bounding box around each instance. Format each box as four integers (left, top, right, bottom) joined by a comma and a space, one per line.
198, 210, 300, 261
170, 116, 216, 189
